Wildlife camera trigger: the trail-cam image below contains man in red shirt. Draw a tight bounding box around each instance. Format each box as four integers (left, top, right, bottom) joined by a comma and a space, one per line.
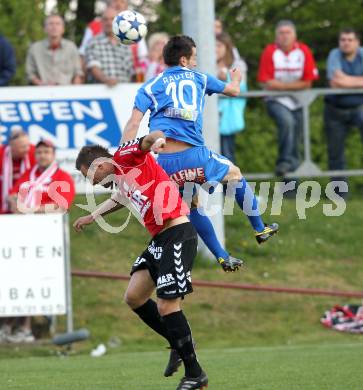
73, 132, 217, 389
0, 130, 36, 213
258, 20, 319, 178
8, 140, 75, 214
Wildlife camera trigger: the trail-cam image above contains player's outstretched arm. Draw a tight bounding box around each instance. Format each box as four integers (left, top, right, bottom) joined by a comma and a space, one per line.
140, 131, 166, 153
121, 108, 145, 143
222, 67, 243, 97
73, 195, 125, 232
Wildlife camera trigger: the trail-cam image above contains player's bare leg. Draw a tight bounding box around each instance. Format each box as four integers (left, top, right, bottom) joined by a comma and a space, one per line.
222, 164, 279, 243
125, 270, 173, 346
157, 297, 208, 389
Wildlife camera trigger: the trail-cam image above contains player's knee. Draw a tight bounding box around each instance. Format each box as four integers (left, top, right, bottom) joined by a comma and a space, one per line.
124, 290, 143, 309
226, 164, 242, 182
157, 298, 180, 317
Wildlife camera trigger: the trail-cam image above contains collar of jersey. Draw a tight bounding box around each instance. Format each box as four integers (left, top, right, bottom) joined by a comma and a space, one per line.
165, 66, 191, 72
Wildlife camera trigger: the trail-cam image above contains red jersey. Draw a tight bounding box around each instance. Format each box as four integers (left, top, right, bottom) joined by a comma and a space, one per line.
10, 165, 75, 210
258, 41, 318, 109
113, 138, 189, 236
0, 144, 36, 213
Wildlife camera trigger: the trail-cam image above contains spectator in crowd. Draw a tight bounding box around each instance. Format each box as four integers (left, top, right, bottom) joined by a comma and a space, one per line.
0, 34, 16, 86
26, 14, 83, 85
85, 7, 134, 86
258, 20, 318, 177
214, 17, 241, 61
8, 139, 75, 214
144, 32, 168, 81
216, 33, 247, 163
79, 0, 147, 80
324, 28, 363, 194
4, 140, 75, 343
0, 129, 36, 214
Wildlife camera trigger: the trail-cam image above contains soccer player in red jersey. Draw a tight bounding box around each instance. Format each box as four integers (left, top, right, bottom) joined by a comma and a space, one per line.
8, 140, 75, 214
73, 132, 217, 389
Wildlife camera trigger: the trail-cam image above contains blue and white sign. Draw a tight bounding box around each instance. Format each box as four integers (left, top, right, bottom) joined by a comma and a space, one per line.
0, 84, 149, 192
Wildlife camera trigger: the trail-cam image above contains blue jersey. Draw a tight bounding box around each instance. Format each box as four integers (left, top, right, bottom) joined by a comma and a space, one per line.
134, 66, 226, 146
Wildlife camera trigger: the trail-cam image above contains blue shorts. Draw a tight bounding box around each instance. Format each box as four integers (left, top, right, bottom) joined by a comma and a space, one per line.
157, 146, 231, 187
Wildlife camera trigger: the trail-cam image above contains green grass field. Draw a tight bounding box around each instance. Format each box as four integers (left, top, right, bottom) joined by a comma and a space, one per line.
1, 343, 363, 389
1, 194, 363, 389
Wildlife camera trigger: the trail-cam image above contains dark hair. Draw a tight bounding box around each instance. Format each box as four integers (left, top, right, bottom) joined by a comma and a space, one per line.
339, 28, 360, 40
75, 145, 112, 170
216, 32, 234, 68
163, 35, 196, 66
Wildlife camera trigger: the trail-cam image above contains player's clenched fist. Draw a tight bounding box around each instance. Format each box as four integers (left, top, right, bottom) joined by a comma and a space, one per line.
73, 215, 94, 232
151, 137, 166, 154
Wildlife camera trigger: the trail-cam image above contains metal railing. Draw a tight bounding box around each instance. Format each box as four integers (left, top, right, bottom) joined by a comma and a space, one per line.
236, 88, 363, 180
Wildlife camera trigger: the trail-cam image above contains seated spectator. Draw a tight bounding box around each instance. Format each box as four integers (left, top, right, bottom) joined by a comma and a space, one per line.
0, 129, 36, 214
216, 33, 247, 163
85, 7, 134, 86
324, 28, 363, 195
26, 14, 83, 85
0, 34, 16, 86
144, 32, 168, 81
8, 140, 75, 214
258, 20, 318, 177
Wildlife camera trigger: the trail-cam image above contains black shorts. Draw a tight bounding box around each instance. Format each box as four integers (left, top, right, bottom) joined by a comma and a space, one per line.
130, 222, 197, 299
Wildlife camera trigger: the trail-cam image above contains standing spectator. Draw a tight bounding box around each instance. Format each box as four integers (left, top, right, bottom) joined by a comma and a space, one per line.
258, 20, 319, 176
0, 34, 16, 86
214, 17, 241, 61
85, 7, 134, 85
144, 32, 168, 81
216, 33, 247, 163
5, 140, 75, 343
79, 0, 148, 79
0, 129, 36, 214
26, 14, 83, 85
324, 28, 363, 195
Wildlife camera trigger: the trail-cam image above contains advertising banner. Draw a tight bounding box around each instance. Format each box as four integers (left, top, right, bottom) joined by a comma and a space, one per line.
0, 213, 68, 316
0, 84, 149, 193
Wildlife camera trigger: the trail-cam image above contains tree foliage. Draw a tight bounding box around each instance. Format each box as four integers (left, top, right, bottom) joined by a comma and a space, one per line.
0, 0, 45, 85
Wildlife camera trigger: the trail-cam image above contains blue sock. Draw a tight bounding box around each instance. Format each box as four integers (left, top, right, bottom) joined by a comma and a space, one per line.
234, 178, 265, 232
189, 208, 229, 260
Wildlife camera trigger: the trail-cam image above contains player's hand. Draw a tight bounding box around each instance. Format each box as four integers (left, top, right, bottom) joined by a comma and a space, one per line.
229, 67, 242, 83
217, 256, 244, 272
151, 137, 166, 154
73, 215, 94, 232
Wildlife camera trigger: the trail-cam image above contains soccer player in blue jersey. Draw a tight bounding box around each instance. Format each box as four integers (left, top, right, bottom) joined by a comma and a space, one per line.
122, 35, 278, 273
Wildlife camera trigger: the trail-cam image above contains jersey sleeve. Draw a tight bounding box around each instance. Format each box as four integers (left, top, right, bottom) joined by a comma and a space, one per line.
301, 43, 319, 81
205, 73, 226, 95
115, 138, 149, 166
134, 86, 153, 113
257, 45, 275, 82
326, 48, 342, 80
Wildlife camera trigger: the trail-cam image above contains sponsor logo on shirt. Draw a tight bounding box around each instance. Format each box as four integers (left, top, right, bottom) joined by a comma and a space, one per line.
170, 167, 206, 186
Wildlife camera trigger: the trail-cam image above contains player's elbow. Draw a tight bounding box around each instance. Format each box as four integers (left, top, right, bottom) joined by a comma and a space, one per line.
225, 85, 240, 97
